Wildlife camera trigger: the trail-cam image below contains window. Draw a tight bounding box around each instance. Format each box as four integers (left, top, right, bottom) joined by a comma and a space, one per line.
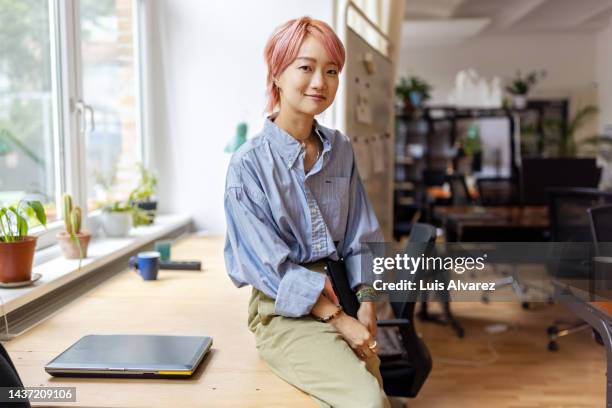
0, 0, 146, 246
347, 0, 391, 57
79, 0, 142, 211
0, 0, 61, 221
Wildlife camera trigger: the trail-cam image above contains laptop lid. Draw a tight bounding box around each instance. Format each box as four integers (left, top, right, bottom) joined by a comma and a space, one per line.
45, 335, 212, 377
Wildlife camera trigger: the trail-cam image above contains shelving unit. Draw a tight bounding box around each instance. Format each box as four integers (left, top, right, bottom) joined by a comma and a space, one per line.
393, 100, 569, 239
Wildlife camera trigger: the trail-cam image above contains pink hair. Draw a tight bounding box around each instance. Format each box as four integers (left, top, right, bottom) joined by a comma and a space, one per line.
264, 17, 346, 114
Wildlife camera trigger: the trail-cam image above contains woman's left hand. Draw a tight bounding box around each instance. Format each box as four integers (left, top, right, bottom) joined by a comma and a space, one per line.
357, 301, 377, 339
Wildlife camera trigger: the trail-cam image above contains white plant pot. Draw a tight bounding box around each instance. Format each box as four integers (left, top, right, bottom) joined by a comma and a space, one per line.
102, 211, 132, 237
513, 95, 528, 109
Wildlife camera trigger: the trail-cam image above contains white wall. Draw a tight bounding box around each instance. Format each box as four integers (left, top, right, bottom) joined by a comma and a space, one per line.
597, 16, 612, 133
397, 33, 598, 105
146, 0, 334, 234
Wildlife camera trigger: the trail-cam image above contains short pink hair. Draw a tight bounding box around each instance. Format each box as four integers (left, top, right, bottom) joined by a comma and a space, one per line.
264, 17, 346, 114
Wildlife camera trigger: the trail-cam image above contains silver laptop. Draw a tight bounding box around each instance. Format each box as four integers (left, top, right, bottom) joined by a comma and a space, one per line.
45, 335, 212, 378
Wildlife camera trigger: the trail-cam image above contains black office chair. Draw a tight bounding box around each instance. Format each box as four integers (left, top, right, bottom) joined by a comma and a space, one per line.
549, 188, 612, 242
0, 343, 30, 407
547, 189, 612, 351
588, 205, 612, 347
589, 204, 612, 245
377, 223, 434, 398
476, 177, 519, 206
445, 174, 473, 206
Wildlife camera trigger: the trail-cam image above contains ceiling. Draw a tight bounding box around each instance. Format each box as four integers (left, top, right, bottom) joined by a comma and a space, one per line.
403, 0, 612, 46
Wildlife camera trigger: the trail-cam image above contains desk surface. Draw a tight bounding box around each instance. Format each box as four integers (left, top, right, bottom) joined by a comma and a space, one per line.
434, 205, 549, 228
4, 235, 315, 407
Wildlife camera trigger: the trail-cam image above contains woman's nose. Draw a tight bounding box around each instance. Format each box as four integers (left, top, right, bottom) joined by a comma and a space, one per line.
310, 70, 326, 90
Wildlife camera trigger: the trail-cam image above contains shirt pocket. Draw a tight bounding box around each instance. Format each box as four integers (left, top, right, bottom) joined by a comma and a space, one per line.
318, 176, 350, 239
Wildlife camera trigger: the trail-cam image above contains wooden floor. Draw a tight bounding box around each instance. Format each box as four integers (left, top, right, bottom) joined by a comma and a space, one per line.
408, 301, 606, 408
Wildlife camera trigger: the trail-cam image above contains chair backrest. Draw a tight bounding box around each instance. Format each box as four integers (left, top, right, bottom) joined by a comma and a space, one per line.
588, 204, 612, 243
477, 177, 519, 206
445, 174, 472, 206
549, 188, 612, 242
422, 169, 446, 187
589, 205, 612, 260
391, 223, 436, 318
0, 343, 30, 407
384, 222, 435, 398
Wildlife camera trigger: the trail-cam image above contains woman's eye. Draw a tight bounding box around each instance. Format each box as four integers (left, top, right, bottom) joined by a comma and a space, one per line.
327, 69, 338, 75
299, 66, 312, 72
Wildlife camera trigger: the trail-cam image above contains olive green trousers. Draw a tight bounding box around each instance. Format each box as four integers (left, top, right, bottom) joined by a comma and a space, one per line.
248, 287, 390, 408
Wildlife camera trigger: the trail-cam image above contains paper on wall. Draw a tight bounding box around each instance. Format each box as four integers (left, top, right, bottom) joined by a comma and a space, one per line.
355, 80, 373, 125
352, 135, 372, 180
372, 134, 385, 174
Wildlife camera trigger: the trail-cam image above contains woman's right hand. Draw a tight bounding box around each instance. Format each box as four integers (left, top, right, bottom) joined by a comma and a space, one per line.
330, 312, 377, 360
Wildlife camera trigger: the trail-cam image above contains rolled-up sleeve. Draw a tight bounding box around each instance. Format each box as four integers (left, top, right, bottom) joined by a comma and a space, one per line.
341, 150, 384, 290
223, 167, 325, 317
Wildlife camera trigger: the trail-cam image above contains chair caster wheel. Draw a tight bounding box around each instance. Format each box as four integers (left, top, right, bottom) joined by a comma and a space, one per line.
457, 328, 465, 338
547, 326, 558, 336
548, 341, 559, 351
481, 295, 489, 304
521, 302, 530, 310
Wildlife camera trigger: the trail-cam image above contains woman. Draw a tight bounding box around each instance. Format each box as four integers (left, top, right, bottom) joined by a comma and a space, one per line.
224, 16, 391, 408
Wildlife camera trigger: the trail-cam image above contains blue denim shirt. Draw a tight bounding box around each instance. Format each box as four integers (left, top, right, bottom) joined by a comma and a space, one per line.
223, 116, 383, 317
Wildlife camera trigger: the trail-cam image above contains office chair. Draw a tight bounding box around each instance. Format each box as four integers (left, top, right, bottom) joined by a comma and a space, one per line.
547, 189, 612, 351
476, 177, 519, 206
0, 343, 30, 407
411, 223, 465, 337
445, 174, 473, 206
588, 204, 612, 244
377, 223, 434, 398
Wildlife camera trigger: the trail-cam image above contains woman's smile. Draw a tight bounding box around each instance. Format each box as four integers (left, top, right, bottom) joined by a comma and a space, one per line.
305, 93, 326, 102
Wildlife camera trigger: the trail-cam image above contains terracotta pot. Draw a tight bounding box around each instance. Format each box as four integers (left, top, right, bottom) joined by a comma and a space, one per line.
0, 236, 38, 283
57, 231, 92, 259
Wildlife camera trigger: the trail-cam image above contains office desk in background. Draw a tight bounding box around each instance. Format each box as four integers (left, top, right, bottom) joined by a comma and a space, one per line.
434, 205, 549, 242
4, 235, 315, 407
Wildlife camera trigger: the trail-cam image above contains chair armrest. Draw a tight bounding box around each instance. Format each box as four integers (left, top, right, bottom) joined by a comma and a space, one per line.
377, 318, 412, 328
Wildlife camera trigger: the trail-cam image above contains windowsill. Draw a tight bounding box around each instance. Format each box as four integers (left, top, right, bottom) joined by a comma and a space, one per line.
0, 213, 192, 316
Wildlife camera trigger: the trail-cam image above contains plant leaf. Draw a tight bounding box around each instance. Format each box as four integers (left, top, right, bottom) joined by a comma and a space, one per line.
27, 200, 47, 227
9, 207, 28, 237
568, 105, 598, 138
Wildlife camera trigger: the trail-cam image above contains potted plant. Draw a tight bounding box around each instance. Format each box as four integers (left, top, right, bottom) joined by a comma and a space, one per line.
396, 75, 432, 114
505, 70, 546, 109
128, 163, 158, 226
56, 194, 91, 263
538, 105, 602, 158
101, 201, 133, 237
464, 123, 482, 172
0, 200, 46, 283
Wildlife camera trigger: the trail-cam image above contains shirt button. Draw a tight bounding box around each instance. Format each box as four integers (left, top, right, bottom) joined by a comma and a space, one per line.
314, 244, 320, 250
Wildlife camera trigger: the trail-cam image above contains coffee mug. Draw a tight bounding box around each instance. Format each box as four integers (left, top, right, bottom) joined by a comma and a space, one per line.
137, 251, 160, 281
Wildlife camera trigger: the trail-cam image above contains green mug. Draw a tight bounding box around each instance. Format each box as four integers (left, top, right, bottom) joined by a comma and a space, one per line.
154, 240, 172, 261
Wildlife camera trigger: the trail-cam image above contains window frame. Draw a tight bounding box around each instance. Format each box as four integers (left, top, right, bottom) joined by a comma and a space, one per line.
27, 0, 149, 251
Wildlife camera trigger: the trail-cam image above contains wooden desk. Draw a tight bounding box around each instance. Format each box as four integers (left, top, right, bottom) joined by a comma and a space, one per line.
434, 206, 549, 242
4, 235, 315, 407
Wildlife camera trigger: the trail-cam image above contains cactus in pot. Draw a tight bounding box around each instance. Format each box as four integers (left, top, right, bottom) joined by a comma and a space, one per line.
57, 193, 91, 264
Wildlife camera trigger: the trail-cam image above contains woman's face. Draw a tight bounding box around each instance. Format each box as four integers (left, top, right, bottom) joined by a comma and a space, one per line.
276, 35, 340, 117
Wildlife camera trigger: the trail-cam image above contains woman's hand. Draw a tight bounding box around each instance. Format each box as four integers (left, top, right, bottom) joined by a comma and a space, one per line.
357, 301, 378, 339
330, 312, 378, 359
